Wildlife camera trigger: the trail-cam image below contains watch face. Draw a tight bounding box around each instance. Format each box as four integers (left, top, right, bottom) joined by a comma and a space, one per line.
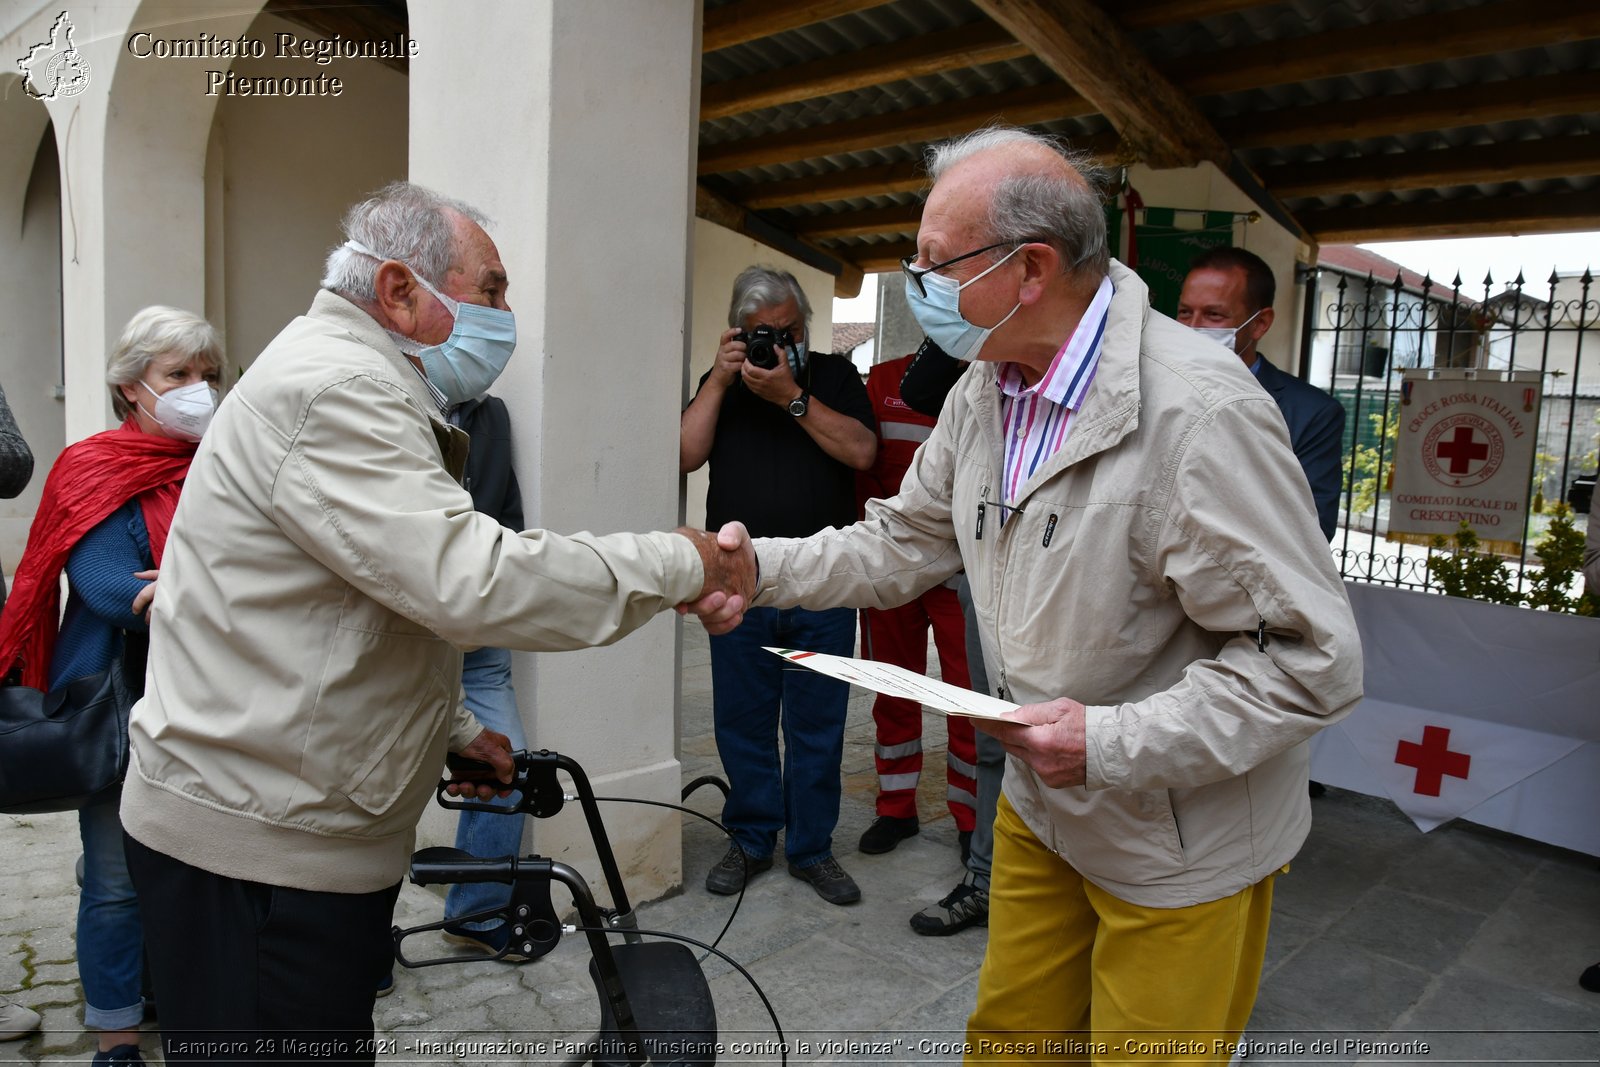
789, 394, 808, 416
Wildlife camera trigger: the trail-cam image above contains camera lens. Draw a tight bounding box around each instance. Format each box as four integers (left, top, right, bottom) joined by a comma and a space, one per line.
745, 327, 779, 370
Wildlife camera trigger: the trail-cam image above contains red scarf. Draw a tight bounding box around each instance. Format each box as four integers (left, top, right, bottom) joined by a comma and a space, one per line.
0, 420, 195, 688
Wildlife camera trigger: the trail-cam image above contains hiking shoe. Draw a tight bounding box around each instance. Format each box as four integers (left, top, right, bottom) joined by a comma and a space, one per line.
858, 815, 919, 854
91, 1045, 144, 1065
374, 970, 394, 998
910, 876, 988, 936
788, 856, 861, 905
705, 845, 773, 895
0, 996, 40, 1041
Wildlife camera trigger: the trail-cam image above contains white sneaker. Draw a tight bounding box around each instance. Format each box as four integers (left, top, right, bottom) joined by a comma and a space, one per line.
0, 995, 41, 1041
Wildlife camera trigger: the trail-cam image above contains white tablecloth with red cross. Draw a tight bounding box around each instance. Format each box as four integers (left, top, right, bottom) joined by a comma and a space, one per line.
1308, 582, 1600, 856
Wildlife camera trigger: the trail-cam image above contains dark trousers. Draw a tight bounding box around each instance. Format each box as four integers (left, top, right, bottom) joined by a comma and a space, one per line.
124, 833, 400, 1065
708, 604, 855, 867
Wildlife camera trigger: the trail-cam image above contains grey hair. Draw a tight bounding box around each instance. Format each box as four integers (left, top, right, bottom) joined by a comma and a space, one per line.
727, 266, 813, 329
107, 305, 223, 420
320, 181, 491, 301
927, 126, 1111, 278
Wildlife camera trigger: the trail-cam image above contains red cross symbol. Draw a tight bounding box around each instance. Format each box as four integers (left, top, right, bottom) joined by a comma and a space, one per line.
1395, 725, 1471, 796
1435, 426, 1489, 474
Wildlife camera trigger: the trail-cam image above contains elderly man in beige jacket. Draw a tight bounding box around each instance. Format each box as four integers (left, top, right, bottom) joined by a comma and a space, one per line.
121, 182, 752, 1063
695, 127, 1364, 1063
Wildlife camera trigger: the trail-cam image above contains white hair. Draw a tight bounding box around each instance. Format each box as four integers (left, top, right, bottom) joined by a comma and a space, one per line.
727, 266, 812, 329
927, 126, 1111, 277
320, 181, 491, 301
106, 306, 223, 420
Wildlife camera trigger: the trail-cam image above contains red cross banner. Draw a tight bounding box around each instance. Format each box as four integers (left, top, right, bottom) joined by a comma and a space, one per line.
1325, 702, 1581, 832
1387, 369, 1543, 553
1310, 584, 1600, 854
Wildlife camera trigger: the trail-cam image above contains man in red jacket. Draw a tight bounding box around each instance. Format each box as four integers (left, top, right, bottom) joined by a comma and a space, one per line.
854, 353, 977, 859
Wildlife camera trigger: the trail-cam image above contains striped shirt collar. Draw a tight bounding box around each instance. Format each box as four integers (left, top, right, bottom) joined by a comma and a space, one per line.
995, 274, 1113, 409
405, 359, 449, 414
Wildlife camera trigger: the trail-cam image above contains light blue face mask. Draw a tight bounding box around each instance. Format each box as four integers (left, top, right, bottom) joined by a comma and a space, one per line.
904, 244, 1024, 362
344, 240, 517, 406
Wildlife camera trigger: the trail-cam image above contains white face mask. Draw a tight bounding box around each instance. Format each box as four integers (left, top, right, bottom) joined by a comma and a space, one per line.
1190, 308, 1264, 354
139, 379, 217, 441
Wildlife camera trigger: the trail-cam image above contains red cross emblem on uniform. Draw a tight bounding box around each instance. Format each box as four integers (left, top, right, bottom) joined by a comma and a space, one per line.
1395, 725, 1471, 797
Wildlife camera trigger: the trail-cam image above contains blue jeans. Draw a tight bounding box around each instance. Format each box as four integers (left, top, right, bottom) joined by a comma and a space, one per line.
78, 793, 143, 1030
956, 574, 1005, 891
444, 646, 528, 931
709, 605, 854, 868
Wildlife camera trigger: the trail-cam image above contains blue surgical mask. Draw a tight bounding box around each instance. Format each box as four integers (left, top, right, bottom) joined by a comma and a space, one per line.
904, 245, 1024, 362
344, 240, 517, 406
788, 339, 808, 379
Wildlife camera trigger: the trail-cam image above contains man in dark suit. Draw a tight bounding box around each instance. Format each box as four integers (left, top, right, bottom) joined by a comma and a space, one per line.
1178, 248, 1345, 539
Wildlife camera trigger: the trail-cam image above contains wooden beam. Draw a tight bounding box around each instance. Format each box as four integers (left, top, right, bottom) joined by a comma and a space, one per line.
697, 82, 1089, 174
1263, 136, 1600, 200
1301, 190, 1600, 244
791, 202, 923, 241
846, 239, 919, 274
740, 131, 1123, 212
701, 23, 1029, 122
741, 161, 929, 210
973, 0, 1228, 169
1111, 0, 1280, 31
263, 0, 409, 73
695, 185, 866, 298
702, 0, 897, 53
1223, 156, 1312, 246
1220, 72, 1600, 151
1170, 0, 1600, 98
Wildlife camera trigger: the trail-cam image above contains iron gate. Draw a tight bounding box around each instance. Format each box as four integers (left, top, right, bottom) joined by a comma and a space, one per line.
1296, 265, 1597, 594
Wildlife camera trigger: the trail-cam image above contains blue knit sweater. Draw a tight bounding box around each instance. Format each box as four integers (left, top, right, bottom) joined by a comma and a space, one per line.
49, 500, 151, 690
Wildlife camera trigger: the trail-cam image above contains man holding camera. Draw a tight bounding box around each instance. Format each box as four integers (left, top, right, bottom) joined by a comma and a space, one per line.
680, 266, 877, 905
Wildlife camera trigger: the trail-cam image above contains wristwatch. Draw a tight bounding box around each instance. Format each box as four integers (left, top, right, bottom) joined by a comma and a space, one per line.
788, 389, 810, 417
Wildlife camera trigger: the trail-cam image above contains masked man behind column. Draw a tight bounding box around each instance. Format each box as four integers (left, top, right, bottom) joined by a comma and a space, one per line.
119, 182, 753, 1063
691, 128, 1363, 1061
680, 267, 877, 906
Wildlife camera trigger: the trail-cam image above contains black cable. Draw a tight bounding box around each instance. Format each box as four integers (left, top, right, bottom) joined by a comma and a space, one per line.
591, 794, 745, 959
571, 923, 787, 1067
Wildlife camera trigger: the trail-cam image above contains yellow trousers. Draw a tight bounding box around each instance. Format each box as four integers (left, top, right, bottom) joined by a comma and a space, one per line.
966, 795, 1278, 1067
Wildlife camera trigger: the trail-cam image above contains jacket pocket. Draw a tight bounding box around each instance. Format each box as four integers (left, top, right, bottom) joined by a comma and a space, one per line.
339, 663, 450, 818
299, 619, 457, 826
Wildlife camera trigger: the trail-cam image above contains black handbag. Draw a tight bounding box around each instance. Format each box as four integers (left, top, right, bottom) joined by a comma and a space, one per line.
0, 632, 148, 814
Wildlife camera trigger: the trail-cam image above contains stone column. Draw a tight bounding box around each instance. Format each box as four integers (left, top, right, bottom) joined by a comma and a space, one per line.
877, 270, 924, 364
408, 0, 701, 898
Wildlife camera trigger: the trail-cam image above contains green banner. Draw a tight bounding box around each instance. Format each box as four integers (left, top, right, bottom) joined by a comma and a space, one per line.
1106, 207, 1234, 317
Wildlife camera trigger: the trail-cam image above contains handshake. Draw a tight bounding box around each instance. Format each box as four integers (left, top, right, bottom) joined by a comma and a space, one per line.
674, 521, 757, 635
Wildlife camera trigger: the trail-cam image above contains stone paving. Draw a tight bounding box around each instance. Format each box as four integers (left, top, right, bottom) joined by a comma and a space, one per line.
2, 622, 1598, 1064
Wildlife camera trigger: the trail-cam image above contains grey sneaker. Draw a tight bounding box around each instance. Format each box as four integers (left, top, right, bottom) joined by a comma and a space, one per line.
706, 845, 772, 895
910, 876, 988, 936
788, 856, 861, 905
0, 996, 40, 1041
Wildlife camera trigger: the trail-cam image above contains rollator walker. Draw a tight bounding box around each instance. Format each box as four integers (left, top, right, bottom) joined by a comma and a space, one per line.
392, 749, 782, 1067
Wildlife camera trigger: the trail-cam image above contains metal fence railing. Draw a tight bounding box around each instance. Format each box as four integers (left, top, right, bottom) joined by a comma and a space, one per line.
1297, 266, 1597, 596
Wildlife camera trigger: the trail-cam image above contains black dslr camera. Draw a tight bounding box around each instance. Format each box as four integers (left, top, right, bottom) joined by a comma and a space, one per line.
737, 325, 793, 370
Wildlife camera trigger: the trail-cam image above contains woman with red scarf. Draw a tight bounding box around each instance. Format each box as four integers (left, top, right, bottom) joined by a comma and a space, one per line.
0, 306, 221, 1067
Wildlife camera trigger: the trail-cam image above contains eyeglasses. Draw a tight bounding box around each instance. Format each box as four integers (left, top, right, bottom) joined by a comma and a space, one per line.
900, 241, 1030, 298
